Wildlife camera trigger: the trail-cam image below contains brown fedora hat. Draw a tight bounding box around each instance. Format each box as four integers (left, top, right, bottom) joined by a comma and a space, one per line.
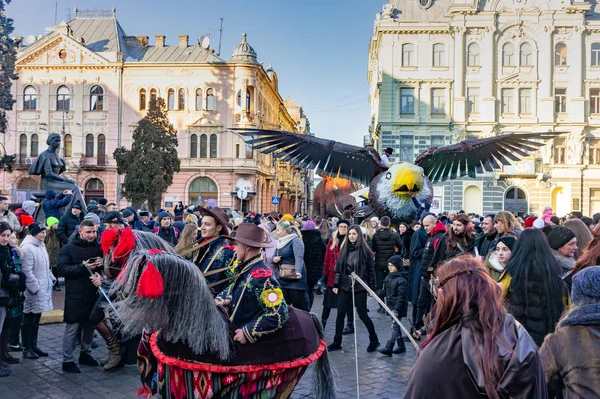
199, 206, 229, 235
226, 223, 274, 248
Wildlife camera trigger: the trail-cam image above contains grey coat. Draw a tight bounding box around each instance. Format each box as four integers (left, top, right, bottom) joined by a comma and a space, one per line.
21, 235, 55, 314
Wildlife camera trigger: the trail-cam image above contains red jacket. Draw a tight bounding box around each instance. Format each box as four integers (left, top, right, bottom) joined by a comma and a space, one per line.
323, 237, 340, 287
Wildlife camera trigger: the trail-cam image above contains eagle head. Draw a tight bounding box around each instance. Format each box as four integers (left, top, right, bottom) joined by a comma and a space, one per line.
369, 163, 433, 223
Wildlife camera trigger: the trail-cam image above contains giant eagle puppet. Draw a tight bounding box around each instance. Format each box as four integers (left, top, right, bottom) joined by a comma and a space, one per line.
232, 128, 556, 222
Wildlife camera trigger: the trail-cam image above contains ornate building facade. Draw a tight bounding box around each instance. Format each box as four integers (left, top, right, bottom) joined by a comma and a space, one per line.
368, 0, 600, 217
3, 8, 306, 213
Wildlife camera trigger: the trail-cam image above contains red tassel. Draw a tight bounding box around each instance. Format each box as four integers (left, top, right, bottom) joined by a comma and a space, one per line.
113, 227, 136, 262
137, 262, 164, 299
101, 228, 119, 255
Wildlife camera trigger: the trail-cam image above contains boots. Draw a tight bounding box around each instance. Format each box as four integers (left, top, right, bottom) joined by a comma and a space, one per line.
377, 340, 394, 356
393, 338, 406, 354
103, 335, 122, 370
367, 335, 380, 352
31, 315, 48, 357
21, 316, 39, 360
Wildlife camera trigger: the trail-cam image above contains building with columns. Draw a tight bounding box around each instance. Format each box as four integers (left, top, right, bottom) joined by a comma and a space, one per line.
3, 8, 308, 214
368, 0, 600, 217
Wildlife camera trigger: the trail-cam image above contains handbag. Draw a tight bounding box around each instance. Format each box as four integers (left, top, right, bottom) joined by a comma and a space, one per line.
279, 264, 299, 280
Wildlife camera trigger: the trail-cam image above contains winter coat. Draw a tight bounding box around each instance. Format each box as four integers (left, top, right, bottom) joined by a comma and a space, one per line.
21, 235, 55, 314
323, 236, 342, 288
377, 270, 408, 317
409, 227, 427, 304
45, 228, 61, 268
57, 234, 103, 324
543, 208, 553, 224
334, 242, 375, 293
474, 231, 498, 258
445, 234, 475, 260
6, 249, 24, 319
398, 230, 413, 260
420, 221, 448, 278
0, 244, 23, 309
372, 228, 402, 271
302, 229, 326, 282
57, 212, 83, 244
274, 233, 307, 291
2, 210, 22, 233
154, 226, 180, 246
405, 314, 547, 399
42, 190, 72, 220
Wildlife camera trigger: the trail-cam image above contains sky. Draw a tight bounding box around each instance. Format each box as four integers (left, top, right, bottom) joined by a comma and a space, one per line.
7, 0, 384, 146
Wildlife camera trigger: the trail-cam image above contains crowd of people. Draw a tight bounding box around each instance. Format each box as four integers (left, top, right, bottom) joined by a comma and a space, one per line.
0, 192, 599, 398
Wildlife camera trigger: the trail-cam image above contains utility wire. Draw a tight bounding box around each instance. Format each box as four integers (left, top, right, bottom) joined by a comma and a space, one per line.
305, 86, 369, 112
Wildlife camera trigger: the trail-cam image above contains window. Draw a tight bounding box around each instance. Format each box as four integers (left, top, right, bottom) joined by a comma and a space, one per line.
402, 43, 415, 66
520, 42, 533, 66
554, 138, 566, 164
236, 144, 240, 158
64, 134, 72, 157
210, 134, 217, 158
431, 134, 445, 147
502, 43, 515, 66
188, 177, 218, 207
467, 87, 480, 114
432, 44, 445, 67
555, 88, 567, 113
206, 88, 215, 111
190, 134, 198, 158
97, 134, 106, 162
431, 88, 446, 115
246, 142, 253, 159
23, 86, 37, 110
19, 134, 27, 160
519, 88, 532, 114
555, 43, 567, 66
30, 134, 38, 157
400, 88, 415, 115
85, 134, 94, 157
90, 85, 103, 111
399, 133, 414, 162
590, 139, 600, 164
501, 89, 514, 114
246, 89, 252, 111
195, 89, 203, 110
593, 43, 600, 66
167, 89, 175, 110
591, 89, 600, 114
200, 134, 207, 158
178, 88, 185, 110
150, 88, 157, 105
57, 86, 70, 110
467, 43, 480, 67
139, 89, 146, 110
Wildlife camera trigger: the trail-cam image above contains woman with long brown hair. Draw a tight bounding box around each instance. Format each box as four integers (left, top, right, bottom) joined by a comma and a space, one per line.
175, 224, 200, 260
494, 211, 522, 241
405, 256, 546, 399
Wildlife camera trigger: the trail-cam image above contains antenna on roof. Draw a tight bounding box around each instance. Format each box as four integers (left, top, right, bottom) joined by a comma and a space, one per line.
209, 17, 224, 56
54, 0, 58, 26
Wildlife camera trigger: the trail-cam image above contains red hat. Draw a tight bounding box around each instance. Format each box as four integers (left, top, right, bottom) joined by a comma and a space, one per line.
524, 216, 536, 228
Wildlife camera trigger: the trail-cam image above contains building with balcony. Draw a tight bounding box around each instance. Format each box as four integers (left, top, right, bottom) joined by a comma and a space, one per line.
368, 0, 600, 217
4, 8, 306, 213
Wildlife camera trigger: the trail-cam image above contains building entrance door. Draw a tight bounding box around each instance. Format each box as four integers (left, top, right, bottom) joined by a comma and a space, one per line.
504, 187, 528, 217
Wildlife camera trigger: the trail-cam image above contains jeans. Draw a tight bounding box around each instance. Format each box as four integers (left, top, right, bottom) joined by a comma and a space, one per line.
333, 290, 377, 345
415, 277, 432, 330
281, 288, 310, 312
63, 322, 94, 363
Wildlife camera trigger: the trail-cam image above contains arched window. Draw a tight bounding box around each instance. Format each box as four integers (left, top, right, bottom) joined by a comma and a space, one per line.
178, 88, 185, 110
30, 134, 39, 157
57, 86, 70, 110
167, 88, 175, 110
246, 89, 251, 110
64, 134, 72, 157
210, 134, 217, 158
593, 43, 600, 66
432, 43, 445, 67
555, 43, 567, 66
520, 42, 533, 66
84, 178, 105, 205
190, 134, 198, 158
195, 89, 203, 110
150, 88, 157, 105
23, 86, 37, 110
502, 43, 515, 66
188, 176, 218, 207
90, 85, 104, 111
19, 134, 27, 160
206, 88, 215, 111
200, 134, 208, 158
85, 134, 94, 157
467, 43, 480, 66
139, 89, 146, 110
237, 90, 242, 107
97, 134, 106, 164
401, 43, 414, 66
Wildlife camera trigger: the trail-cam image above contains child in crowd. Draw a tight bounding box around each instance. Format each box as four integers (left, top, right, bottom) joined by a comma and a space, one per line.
377, 255, 409, 356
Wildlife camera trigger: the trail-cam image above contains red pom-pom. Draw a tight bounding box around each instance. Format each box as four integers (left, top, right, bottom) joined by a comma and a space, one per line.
21, 215, 34, 227
137, 262, 164, 299
101, 228, 119, 255
113, 227, 136, 262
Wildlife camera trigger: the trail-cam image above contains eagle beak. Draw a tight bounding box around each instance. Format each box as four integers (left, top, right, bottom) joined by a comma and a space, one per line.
391, 165, 423, 197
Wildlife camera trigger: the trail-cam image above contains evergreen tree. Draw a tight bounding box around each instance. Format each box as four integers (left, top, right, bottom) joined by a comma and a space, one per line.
0, 0, 18, 171
114, 97, 180, 212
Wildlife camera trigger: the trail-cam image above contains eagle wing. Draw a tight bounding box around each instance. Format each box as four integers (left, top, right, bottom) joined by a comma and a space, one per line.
231, 128, 387, 185
414, 133, 558, 184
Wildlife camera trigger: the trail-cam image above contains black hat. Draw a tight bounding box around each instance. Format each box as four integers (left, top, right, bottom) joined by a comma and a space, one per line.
72, 201, 82, 210
497, 236, 517, 252
104, 211, 124, 224
387, 255, 404, 270
337, 219, 351, 227
546, 226, 576, 250
594, 213, 600, 225
29, 222, 46, 237
581, 216, 594, 228
139, 211, 150, 217
98, 198, 108, 206
384, 147, 393, 155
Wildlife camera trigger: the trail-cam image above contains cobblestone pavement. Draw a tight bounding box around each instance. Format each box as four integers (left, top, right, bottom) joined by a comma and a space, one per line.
1, 296, 416, 399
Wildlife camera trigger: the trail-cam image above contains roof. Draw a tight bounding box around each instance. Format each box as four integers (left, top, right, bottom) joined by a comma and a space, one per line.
68, 17, 126, 53
125, 44, 226, 64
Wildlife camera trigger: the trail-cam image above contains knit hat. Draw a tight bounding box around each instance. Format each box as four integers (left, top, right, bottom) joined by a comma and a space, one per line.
46, 216, 59, 228
89, 200, 97, 206
22, 200, 36, 216
71, 201, 82, 210
104, 211, 124, 224
84, 213, 101, 225
337, 219, 350, 227
302, 221, 316, 230
524, 217, 536, 228
29, 222, 46, 237
543, 206, 552, 213
234, 217, 243, 226
122, 209, 134, 219
388, 255, 404, 270
98, 198, 108, 206
594, 213, 600, 225
546, 226, 576, 250
497, 236, 517, 252
571, 266, 600, 304
533, 218, 545, 229
157, 211, 171, 223
370, 216, 380, 223
281, 214, 294, 223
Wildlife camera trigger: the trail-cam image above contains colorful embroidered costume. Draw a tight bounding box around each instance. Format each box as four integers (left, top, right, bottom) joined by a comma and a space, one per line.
194, 236, 236, 294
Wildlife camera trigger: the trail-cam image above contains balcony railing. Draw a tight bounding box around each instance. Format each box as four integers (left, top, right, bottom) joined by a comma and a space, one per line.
80, 156, 107, 169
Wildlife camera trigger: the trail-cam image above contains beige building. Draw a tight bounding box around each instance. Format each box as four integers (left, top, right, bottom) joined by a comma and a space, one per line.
4, 8, 307, 214
368, 0, 600, 217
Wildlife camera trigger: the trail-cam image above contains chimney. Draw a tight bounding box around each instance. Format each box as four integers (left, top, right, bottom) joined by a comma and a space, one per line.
155, 35, 165, 47
178, 34, 188, 48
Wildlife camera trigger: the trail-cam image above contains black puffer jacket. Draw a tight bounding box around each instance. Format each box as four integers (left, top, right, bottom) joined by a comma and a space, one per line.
57, 212, 83, 244
378, 270, 409, 317
475, 231, 498, 258
334, 242, 375, 293
302, 229, 326, 282
57, 235, 103, 324
372, 228, 402, 271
